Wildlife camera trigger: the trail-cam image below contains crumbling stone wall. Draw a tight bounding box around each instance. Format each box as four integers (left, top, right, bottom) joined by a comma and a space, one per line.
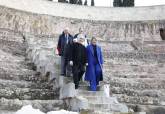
0, 6, 165, 41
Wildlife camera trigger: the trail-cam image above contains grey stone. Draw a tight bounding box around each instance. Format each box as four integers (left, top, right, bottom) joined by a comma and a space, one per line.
135, 112, 146, 114
70, 96, 89, 111
60, 83, 76, 99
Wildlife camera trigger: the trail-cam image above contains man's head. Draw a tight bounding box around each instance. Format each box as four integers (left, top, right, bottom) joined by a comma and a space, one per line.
79, 27, 83, 34
91, 37, 97, 45
77, 34, 85, 44
64, 27, 69, 34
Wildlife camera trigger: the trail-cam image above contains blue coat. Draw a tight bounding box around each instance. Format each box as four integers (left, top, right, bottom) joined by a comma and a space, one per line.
85, 44, 103, 82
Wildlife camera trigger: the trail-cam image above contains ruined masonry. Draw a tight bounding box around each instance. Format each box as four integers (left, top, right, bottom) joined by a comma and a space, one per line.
0, 0, 165, 114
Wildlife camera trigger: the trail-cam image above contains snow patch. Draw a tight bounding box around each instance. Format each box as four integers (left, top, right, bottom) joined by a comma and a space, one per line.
47, 110, 78, 114
15, 105, 79, 114
15, 105, 45, 114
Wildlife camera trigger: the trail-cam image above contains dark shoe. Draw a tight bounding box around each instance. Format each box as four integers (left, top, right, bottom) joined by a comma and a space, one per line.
61, 73, 66, 76
75, 85, 79, 89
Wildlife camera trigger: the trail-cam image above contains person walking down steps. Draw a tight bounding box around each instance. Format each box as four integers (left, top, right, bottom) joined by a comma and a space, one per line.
57, 27, 73, 76
85, 37, 104, 91
67, 34, 88, 89
74, 27, 89, 47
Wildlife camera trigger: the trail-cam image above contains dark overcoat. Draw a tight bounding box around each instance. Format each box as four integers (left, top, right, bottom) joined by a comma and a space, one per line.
57, 32, 73, 56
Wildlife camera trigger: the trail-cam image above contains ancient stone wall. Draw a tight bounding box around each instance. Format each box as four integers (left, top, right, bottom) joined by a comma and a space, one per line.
0, 0, 165, 21
0, 6, 165, 41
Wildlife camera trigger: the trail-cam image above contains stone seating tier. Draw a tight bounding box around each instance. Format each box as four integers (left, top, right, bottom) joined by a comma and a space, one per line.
0, 29, 63, 113
0, 27, 162, 113
24, 32, 165, 114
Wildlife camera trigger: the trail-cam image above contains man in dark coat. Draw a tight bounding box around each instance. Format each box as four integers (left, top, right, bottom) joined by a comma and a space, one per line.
67, 35, 88, 89
57, 27, 73, 76
160, 28, 165, 40
74, 27, 89, 47
85, 37, 103, 91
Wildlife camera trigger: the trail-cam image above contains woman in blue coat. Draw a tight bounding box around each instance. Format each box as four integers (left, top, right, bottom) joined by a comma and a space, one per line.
85, 37, 103, 91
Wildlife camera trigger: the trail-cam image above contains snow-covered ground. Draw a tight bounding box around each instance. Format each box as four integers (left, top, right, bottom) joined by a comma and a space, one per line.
15, 105, 79, 114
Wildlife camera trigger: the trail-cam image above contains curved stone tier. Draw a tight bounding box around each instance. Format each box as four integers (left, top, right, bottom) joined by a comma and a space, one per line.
0, 1, 164, 113
0, 28, 62, 113
0, 0, 164, 21
0, 4, 164, 41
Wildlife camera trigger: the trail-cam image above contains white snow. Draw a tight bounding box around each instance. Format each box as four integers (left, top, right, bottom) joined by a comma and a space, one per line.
15, 105, 79, 114
47, 110, 78, 114
15, 105, 45, 114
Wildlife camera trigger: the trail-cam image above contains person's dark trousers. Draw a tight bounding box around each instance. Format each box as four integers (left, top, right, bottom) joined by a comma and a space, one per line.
73, 65, 85, 89
61, 56, 67, 76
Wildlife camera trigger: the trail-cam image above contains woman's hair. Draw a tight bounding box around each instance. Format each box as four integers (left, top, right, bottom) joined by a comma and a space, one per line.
91, 37, 97, 42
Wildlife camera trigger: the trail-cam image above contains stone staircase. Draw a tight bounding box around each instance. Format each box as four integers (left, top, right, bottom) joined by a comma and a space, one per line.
59, 79, 129, 114
19, 31, 157, 114
0, 29, 62, 113
0, 27, 163, 114
0, 1, 164, 113
23, 33, 135, 114
75, 87, 128, 114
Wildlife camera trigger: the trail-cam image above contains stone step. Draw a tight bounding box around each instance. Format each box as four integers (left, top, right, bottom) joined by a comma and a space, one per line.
0, 35, 23, 43
104, 58, 165, 66
103, 52, 165, 65
110, 78, 165, 89
101, 40, 165, 53
0, 98, 63, 112
113, 94, 163, 105
88, 103, 128, 112
0, 110, 15, 114
104, 58, 161, 66
78, 84, 103, 91
84, 96, 119, 104
108, 74, 165, 79
143, 41, 165, 44
111, 77, 165, 83
104, 64, 165, 74
76, 90, 106, 97
0, 87, 56, 100
104, 52, 165, 60
0, 79, 52, 89
0, 72, 42, 82
142, 42, 165, 53
111, 87, 165, 98
90, 112, 127, 114
127, 103, 165, 114
81, 109, 144, 114
94, 112, 145, 114
100, 41, 134, 52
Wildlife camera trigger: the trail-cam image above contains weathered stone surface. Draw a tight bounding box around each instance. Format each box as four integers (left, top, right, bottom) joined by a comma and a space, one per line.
0, 98, 63, 112
60, 83, 76, 99
1, 0, 165, 21
0, 111, 15, 114
70, 96, 89, 111
0, 5, 164, 41
0, 28, 63, 112
0, 2, 164, 113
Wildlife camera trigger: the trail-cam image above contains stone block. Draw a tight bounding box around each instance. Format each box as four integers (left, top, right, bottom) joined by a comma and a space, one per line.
111, 104, 128, 113
59, 83, 76, 99
134, 112, 146, 114
80, 109, 93, 114
70, 96, 89, 111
